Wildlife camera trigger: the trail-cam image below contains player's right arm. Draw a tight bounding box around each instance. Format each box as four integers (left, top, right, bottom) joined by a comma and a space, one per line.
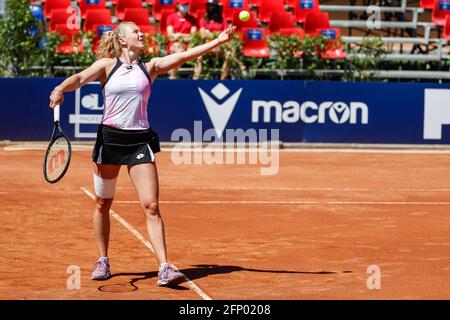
148, 26, 236, 77
49, 58, 114, 109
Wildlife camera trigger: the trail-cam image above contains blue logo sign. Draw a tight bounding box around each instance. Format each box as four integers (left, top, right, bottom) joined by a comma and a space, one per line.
439, 0, 450, 10
300, 0, 314, 9
247, 29, 262, 40
320, 29, 336, 39
98, 25, 113, 36
230, 0, 244, 9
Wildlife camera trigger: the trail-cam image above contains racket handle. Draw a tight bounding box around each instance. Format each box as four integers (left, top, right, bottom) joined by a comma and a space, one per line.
54, 105, 60, 123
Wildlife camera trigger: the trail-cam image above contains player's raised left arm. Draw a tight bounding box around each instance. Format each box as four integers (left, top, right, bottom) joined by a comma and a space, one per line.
149, 26, 236, 76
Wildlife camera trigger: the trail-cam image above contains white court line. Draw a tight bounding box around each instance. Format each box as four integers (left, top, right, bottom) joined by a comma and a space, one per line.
117, 186, 450, 192
80, 187, 212, 301
3, 145, 450, 154
1, 186, 449, 193
166, 148, 450, 154
168, 148, 450, 154
279, 149, 450, 154
115, 200, 450, 205
3, 145, 92, 151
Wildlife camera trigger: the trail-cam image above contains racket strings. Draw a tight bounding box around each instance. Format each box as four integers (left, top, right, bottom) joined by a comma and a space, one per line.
45, 137, 70, 181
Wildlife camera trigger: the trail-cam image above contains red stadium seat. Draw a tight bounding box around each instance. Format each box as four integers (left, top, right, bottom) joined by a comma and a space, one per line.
189, 0, 207, 16
242, 27, 270, 57
78, 0, 107, 19
223, 0, 249, 22
123, 8, 156, 35
248, 0, 262, 7
84, 9, 113, 32
49, 9, 72, 32
43, 0, 71, 19
268, 11, 296, 34
285, 0, 295, 8
443, 14, 450, 38
116, 0, 143, 21
54, 24, 82, 54
420, 0, 435, 9
259, 0, 284, 24
317, 28, 346, 59
158, 9, 174, 34
294, 0, 320, 24
304, 11, 330, 34
232, 10, 258, 32
123, 8, 151, 25
152, 0, 177, 21
432, 0, 450, 26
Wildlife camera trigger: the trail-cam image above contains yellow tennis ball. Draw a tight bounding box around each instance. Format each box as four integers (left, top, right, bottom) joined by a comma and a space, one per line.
239, 10, 250, 22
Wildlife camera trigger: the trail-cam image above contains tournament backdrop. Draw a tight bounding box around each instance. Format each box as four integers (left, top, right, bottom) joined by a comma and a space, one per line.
1, 79, 450, 144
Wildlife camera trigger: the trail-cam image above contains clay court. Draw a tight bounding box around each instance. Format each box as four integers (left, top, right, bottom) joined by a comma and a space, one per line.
1, 145, 450, 300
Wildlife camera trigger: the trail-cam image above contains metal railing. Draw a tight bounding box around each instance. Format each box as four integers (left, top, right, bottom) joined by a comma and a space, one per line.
320, 0, 418, 13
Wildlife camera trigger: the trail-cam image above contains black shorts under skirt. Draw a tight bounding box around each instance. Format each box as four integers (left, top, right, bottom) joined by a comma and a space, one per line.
92, 124, 161, 165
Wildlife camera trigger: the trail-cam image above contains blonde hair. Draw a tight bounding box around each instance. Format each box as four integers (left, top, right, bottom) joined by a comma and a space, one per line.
96, 22, 137, 59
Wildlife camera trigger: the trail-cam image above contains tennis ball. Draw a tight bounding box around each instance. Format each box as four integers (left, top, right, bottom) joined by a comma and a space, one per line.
239, 10, 250, 22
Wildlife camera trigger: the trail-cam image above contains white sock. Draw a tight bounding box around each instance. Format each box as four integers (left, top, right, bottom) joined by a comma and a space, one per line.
99, 256, 109, 261
159, 262, 169, 271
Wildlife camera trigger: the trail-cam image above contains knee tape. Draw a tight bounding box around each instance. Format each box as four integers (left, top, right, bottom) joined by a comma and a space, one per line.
93, 174, 117, 199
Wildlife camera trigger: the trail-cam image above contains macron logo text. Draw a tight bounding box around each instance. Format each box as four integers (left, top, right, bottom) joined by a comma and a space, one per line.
251, 100, 369, 125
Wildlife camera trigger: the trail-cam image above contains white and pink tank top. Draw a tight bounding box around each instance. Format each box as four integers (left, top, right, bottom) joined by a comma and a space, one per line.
101, 58, 152, 130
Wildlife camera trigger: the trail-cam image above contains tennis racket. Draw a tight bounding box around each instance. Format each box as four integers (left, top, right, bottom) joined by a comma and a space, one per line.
43, 105, 72, 183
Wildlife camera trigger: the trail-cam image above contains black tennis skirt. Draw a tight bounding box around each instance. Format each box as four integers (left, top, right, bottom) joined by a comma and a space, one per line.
92, 124, 161, 165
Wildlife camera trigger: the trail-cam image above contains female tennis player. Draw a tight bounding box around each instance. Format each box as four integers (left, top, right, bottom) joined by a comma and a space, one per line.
49, 22, 236, 286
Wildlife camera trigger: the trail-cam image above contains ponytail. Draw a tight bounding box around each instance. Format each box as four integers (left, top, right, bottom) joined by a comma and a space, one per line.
95, 22, 137, 59
96, 30, 120, 58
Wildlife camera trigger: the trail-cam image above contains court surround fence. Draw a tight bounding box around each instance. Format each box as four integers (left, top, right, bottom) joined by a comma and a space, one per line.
1, 78, 450, 145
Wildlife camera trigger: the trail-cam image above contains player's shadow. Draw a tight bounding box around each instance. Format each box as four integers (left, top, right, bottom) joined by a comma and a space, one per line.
182, 264, 352, 282
98, 264, 351, 292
